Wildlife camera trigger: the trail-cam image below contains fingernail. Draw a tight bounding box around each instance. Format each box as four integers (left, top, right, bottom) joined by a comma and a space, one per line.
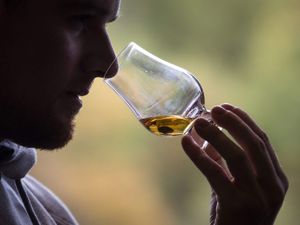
212, 106, 226, 115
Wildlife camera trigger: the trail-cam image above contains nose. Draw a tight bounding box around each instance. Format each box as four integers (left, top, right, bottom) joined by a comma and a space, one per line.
82, 29, 119, 78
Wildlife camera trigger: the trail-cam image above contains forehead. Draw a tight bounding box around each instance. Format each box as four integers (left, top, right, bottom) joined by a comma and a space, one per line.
57, 0, 120, 9
54, 0, 120, 17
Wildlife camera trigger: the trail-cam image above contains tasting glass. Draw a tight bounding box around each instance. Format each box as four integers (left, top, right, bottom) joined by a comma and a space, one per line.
104, 42, 211, 136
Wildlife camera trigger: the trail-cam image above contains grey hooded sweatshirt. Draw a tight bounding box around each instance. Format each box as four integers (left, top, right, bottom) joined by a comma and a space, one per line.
0, 140, 79, 225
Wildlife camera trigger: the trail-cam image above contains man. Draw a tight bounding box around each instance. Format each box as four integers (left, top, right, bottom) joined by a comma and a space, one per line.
0, 0, 288, 225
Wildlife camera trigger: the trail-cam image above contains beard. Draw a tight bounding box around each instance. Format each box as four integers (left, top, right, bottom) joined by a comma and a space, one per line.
0, 99, 76, 150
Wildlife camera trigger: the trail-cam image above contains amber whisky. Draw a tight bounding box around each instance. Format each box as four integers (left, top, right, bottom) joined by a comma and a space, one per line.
139, 115, 194, 136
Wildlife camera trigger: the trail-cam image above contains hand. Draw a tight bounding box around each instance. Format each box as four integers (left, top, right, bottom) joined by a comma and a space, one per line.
181, 104, 288, 225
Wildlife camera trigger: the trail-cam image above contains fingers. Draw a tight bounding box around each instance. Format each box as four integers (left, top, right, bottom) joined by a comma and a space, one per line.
190, 127, 222, 162
211, 106, 278, 181
193, 118, 258, 189
183, 103, 288, 224
190, 127, 233, 179
209, 104, 288, 203
209, 191, 217, 225
221, 103, 289, 191
181, 135, 233, 196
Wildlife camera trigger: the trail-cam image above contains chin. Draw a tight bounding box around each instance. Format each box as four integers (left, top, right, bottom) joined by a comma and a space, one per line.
9, 117, 76, 150
37, 127, 74, 150
0, 102, 78, 150
33, 121, 75, 150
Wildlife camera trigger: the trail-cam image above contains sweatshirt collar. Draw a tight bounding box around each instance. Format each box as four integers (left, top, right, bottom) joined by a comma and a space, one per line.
0, 140, 36, 179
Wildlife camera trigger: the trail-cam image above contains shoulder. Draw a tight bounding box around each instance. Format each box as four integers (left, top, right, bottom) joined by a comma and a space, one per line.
23, 175, 79, 225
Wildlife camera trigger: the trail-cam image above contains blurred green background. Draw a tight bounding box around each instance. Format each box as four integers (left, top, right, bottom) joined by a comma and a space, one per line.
31, 0, 300, 224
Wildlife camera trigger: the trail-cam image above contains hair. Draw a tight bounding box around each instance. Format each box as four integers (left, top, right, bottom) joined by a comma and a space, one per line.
4, 0, 24, 10
5, 0, 22, 4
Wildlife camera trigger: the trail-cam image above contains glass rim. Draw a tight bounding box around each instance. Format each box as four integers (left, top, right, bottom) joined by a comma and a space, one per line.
104, 42, 193, 80
104, 42, 136, 80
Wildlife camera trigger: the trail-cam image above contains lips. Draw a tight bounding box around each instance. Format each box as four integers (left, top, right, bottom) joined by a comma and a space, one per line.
61, 88, 89, 115
62, 92, 83, 116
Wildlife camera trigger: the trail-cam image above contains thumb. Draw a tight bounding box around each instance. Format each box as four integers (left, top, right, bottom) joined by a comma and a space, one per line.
210, 190, 218, 225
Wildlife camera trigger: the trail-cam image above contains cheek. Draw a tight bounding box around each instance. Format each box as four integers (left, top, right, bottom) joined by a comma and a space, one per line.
1, 14, 82, 102
3, 36, 82, 113
62, 36, 82, 78
43, 33, 80, 75
33, 33, 81, 94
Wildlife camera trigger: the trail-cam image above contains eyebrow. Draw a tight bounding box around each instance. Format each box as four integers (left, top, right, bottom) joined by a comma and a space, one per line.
58, 0, 120, 22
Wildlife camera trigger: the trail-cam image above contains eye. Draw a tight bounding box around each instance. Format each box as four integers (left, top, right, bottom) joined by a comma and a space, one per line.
69, 14, 95, 33
73, 14, 93, 23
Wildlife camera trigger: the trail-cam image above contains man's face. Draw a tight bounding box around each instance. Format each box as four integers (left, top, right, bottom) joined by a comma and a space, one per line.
0, 0, 120, 149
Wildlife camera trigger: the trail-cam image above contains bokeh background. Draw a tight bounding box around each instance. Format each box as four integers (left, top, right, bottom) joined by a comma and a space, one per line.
31, 0, 300, 224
